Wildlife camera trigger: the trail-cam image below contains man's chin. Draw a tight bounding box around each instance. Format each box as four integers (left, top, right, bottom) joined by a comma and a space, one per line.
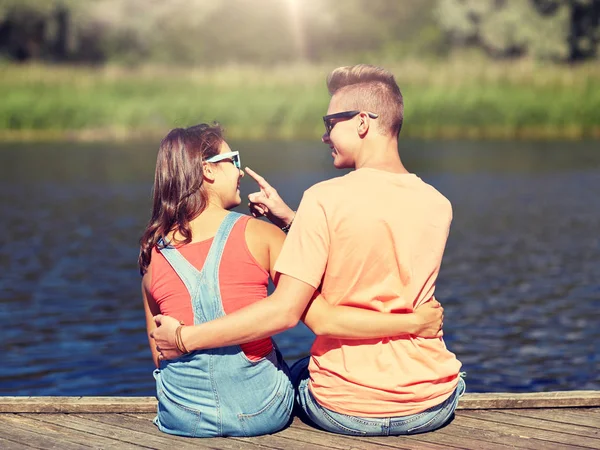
333, 158, 352, 170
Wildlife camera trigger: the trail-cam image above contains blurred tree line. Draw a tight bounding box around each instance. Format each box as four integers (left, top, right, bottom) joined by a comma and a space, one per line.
0, 0, 598, 65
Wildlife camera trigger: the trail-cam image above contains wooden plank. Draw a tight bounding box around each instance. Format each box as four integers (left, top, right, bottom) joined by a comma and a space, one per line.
80, 413, 280, 449
227, 425, 338, 450
457, 391, 600, 409
0, 436, 37, 449
289, 415, 507, 450
461, 410, 600, 439
15, 414, 144, 450
289, 411, 592, 450
1, 392, 599, 413
437, 424, 573, 450
274, 425, 415, 450
0, 414, 91, 450
129, 413, 457, 450
4, 410, 598, 450
350, 433, 467, 450
31, 413, 221, 450
500, 408, 600, 430
446, 414, 595, 449
400, 427, 520, 450
0, 397, 157, 414
289, 418, 449, 450
129, 413, 380, 450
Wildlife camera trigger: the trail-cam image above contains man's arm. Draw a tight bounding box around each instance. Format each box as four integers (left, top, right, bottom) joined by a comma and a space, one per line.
151, 274, 316, 360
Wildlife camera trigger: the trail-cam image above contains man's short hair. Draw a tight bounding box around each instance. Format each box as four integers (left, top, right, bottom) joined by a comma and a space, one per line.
326, 64, 404, 137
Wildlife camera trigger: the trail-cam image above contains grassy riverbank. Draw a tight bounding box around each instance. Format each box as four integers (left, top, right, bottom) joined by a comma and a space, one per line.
1, 60, 599, 141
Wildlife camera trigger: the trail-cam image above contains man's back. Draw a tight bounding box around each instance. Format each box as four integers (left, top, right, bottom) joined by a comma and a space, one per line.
275, 168, 461, 417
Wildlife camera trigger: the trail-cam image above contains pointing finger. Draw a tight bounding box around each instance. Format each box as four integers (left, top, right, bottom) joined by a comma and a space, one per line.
245, 167, 273, 191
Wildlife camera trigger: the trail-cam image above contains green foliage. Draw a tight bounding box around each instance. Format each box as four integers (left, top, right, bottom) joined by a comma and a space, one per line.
0, 60, 598, 141
0, 0, 440, 64
1, 0, 596, 64
435, 0, 599, 61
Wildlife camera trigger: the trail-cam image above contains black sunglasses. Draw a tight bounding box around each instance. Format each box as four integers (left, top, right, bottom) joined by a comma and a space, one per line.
322, 110, 379, 135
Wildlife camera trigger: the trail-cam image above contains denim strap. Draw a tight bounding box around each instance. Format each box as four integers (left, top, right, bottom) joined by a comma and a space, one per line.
157, 212, 244, 323
195, 212, 244, 322
202, 212, 244, 283
157, 238, 202, 299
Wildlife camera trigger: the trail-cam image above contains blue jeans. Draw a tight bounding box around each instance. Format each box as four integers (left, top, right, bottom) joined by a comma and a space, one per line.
290, 356, 466, 436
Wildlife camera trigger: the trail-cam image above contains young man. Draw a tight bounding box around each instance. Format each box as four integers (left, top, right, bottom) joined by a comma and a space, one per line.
152, 64, 463, 436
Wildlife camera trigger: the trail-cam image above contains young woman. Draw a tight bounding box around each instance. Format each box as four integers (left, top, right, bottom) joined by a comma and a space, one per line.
139, 123, 444, 438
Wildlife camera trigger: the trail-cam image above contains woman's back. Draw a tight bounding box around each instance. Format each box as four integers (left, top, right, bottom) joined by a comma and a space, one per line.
149, 214, 272, 360
151, 212, 293, 437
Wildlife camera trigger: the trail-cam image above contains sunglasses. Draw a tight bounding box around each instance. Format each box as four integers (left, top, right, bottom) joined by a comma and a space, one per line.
205, 151, 241, 170
322, 110, 379, 135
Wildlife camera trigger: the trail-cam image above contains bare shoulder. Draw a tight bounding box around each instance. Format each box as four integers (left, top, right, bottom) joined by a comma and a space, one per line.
246, 217, 286, 244
245, 218, 285, 272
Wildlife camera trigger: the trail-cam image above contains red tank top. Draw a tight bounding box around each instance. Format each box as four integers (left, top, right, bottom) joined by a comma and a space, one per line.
149, 216, 273, 361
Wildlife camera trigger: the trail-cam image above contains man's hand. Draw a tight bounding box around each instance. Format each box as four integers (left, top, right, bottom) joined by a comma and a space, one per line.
412, 299, 444, 338
245, 167, 295, 229
150, 315, 183, 361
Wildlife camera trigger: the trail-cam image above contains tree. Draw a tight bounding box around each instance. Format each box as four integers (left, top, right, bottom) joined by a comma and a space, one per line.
434, 0, 600, 61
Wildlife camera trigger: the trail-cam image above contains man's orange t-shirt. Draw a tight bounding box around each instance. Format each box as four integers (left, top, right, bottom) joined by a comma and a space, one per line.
274, 168, 462, 417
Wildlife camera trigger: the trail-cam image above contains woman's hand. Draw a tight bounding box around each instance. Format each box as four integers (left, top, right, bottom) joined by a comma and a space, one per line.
411, 299, 444, 338
245, 167, 295, 229
150, 315, 183, 361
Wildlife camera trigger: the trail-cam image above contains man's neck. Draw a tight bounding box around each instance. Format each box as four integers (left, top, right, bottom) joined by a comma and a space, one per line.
354, 138, 409, 174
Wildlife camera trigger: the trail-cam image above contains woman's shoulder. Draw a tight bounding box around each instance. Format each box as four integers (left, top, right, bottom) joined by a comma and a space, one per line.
244, 216, 286, 244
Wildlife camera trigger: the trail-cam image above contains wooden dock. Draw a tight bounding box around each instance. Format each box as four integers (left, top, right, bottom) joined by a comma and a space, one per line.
1, 391, 599, 449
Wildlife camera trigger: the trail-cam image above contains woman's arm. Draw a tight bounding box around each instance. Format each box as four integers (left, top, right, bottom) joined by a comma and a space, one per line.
142, 271, 161, 368
264, 221, 443, 340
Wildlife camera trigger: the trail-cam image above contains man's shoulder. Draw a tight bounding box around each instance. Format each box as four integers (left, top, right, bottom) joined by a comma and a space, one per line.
420, 179, 452, 206
415, 179, 453, 219
303, 175, 349, 198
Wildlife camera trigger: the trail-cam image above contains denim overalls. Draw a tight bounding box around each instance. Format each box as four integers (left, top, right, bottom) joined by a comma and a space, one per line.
153, 212, 294, 437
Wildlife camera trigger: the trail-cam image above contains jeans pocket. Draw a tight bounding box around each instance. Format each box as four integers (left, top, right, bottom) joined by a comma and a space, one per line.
406, 390, 460, 434
156, 387, 202, 437
316, 411, 372, 436
301, 388, 371, 436
237, 388, 293, 437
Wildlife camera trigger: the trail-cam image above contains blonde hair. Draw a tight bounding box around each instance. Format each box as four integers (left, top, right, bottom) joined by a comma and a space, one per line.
326, 64, 404, 137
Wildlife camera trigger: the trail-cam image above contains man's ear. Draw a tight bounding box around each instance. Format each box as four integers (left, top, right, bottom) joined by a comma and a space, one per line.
357, 112, 370, 137
203, 162, 216, 183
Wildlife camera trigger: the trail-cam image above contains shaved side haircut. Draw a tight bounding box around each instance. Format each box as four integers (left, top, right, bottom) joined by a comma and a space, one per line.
327, 64, 404, 137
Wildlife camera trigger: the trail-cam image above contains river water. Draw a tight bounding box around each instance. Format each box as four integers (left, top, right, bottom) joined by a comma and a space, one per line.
1, 140, 599, 395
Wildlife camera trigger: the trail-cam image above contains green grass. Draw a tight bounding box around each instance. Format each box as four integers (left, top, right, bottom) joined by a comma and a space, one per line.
0, 59, 599, 141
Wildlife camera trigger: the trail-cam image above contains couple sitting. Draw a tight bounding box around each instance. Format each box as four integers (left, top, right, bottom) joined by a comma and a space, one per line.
140, 64, 464, 438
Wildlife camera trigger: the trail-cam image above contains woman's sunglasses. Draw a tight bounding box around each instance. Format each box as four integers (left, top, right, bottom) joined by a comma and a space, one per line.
323, 110, 379, 135
206, 151, 241, 170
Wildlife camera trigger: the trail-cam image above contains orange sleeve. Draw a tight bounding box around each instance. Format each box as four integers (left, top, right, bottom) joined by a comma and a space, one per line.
273, 188, 330, 289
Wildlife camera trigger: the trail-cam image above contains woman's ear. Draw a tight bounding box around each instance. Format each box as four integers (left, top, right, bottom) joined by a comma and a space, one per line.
203, 162, 216, 183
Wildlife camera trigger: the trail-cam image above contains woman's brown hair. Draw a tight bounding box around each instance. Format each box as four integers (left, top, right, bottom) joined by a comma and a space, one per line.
138, 123, 223, 275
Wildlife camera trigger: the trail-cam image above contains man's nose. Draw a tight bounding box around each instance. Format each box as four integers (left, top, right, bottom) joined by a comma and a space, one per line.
322, 132, 330, 143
